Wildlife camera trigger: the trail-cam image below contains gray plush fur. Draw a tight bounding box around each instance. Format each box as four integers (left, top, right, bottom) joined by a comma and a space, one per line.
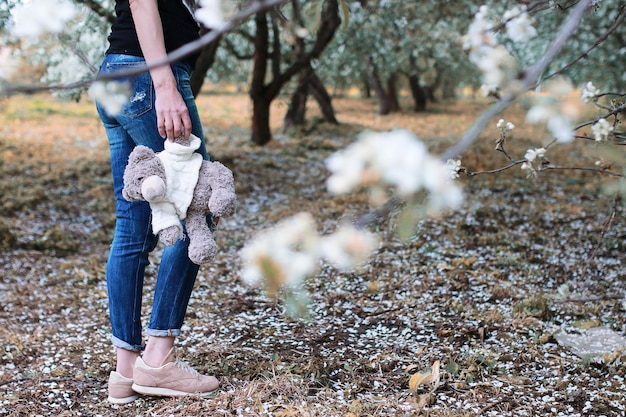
122, 137, 236, 265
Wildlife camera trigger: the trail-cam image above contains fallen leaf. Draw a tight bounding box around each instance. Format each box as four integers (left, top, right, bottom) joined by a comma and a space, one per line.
409, 372, 433, 391
408, 360, 441, 392
572, 319, 601, 329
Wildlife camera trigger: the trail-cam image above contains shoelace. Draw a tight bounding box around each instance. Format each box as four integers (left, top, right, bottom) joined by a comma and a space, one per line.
174, 359, 201, 378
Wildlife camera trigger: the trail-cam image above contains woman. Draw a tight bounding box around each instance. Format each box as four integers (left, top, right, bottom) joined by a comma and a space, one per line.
95, 0, 218, 403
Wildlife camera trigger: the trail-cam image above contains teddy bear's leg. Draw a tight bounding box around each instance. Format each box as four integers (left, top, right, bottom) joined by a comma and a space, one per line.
185, 212, 217, 265
159, 224, 183, 246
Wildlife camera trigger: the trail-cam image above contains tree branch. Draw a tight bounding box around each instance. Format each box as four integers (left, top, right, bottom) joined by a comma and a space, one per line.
543, 2, 626, 82
541, 165, 624, 177
441, 0, 593, 160
1, 0, 291, 96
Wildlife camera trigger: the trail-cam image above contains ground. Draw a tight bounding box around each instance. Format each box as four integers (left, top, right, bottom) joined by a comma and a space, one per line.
0, 92, 624, 417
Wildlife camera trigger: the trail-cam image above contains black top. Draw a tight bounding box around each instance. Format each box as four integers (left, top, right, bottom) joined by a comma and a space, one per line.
106, 0, 200, 68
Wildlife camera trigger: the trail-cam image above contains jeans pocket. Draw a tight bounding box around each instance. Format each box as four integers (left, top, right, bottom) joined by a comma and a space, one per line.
104, 61, 154, 119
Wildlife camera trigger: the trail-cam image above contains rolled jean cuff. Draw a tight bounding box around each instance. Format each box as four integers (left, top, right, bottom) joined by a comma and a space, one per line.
147, 328, 182, 338
111, 335, 144, 352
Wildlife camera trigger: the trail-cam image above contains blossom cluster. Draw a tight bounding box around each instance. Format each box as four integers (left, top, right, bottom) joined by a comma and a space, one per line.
461, 5, 537, 96
195, 0, 229, 30
521, 147, 547, 176
503, 7, 538, 43
526, 78, 578, 143
591, 118, 614, 142
239, 213, 379, 291
88, 81, 130, 116
325, 129, 463, 213
581, 81, 601, 103
461, 6, 515, 94
446, 159, 462, 180
497, 118, 515, 133
10, 0, 76, 38
241, 129, 463, 297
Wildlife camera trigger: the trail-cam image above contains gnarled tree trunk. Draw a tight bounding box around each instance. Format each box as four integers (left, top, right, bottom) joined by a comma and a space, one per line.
309, 72, 338, 124
284, 69, 310, 129
386, 75, 400, 113
366, 55, 394, 115
249, 0, 341, 145
284, 66, 338, 129
409, 54, 427, 112
190, 30, 221, 97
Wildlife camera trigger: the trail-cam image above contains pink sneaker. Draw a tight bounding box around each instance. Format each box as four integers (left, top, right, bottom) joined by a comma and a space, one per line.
107, 371, 140, 404
132, 348, 219, 397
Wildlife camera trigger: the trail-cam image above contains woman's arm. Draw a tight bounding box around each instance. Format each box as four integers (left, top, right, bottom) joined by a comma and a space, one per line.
129, 0, 192, 140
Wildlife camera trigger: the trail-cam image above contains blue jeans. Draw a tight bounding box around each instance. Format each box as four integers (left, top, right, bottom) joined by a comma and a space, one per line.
96, 54, 208, 351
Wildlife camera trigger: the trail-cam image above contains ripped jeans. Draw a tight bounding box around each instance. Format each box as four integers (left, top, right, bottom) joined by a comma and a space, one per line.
96, 54, 207, 351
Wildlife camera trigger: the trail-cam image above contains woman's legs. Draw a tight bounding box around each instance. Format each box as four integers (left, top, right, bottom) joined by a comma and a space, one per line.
96, 54, 207, 377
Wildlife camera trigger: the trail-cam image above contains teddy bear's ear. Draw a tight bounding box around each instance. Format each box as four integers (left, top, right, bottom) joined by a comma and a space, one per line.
128, 145, 156, 163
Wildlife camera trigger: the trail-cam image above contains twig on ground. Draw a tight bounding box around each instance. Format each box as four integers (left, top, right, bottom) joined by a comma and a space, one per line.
589, 193, 621, 260
553, 294, 624, 304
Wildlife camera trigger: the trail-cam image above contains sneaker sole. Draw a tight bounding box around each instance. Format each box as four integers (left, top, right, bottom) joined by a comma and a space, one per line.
107, 393, 140, 404
132, 383, 217, 397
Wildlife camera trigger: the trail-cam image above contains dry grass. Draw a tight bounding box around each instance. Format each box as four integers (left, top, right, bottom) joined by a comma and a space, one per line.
0, 92, 624, 417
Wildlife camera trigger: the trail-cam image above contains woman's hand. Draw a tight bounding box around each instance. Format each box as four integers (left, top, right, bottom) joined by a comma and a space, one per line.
153, 76, 192, 140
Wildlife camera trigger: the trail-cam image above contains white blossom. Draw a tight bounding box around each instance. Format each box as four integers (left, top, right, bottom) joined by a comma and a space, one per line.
240, 214, 381, 290
88, 81, 130, 116
11, 0, 76, 38
497, 119, 515, 132
326, 130, 428, 196
446, 159, 462, 180
480, 84, 499, 97
526, 78, 577, 143
591, 118, 613, 142
524, 147, 546, 163
325, 129, 463, 212
462, 5, 518, 91
239, 213, 320, 288
195, 0, 227, 30
475, 45, 518, 88
503, 7, 537, 43
319, 224, 379, 271
581, 81, 601, 103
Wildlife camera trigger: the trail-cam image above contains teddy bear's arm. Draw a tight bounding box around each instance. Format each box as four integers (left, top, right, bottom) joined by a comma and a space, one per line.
205, 161, 237, 218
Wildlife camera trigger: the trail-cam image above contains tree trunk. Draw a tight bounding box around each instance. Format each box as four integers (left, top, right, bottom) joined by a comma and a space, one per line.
386, 76, 400, 112
250, 12, 271, 145
409, 54, 427, 112
284, 68, 339, 129
360, 77, 371, 98
190, 31, 221, 97
366, 55, 393, 115
441, 75, 456, 100
309, 72, 338, 124
252, 95, 273, 146
424, 86, 437, 103
284, 70, 311, 129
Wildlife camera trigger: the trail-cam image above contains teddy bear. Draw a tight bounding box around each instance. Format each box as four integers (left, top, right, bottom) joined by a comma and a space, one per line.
122, 134, 236, 265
